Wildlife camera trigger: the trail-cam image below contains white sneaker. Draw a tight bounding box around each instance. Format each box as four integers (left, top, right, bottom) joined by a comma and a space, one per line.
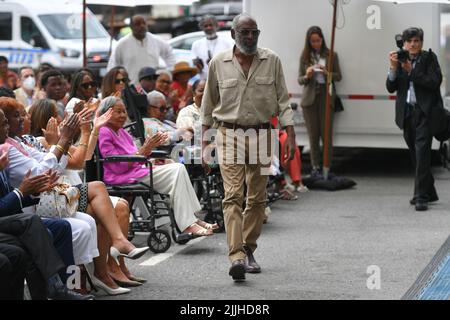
296, 185, 309, 193
284, 183, 296, 192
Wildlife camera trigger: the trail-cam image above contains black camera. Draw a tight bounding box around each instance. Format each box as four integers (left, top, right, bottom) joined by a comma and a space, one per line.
395, 34, 409, 63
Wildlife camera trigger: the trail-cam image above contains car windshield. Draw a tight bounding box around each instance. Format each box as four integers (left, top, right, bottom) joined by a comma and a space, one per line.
39, 13, 108, 40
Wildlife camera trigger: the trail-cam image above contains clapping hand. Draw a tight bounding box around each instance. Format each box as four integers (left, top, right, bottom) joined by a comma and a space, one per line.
93, 107, 113, 131
138, 132, 169, 157
73, 100, 86, 114
42, 117, 59, 146
77, 107, 95, 134
59, 113, 81, 143
18, 170, 59, 197
85, 98, 100, 112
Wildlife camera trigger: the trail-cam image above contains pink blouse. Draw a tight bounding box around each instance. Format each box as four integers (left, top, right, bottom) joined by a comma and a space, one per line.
98, 127, 149, 185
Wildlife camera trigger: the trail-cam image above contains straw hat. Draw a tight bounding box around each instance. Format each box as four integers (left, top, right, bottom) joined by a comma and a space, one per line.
172, 61, 198, 78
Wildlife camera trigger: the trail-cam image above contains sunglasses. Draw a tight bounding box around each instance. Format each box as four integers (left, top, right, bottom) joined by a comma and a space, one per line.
236, 29, 261, 37
80, 81, 97, 90
150, 105, 168, 113
115, 78, 129, 85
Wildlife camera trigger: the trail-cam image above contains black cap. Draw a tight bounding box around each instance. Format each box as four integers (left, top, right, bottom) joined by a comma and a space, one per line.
138, 67, 157, 81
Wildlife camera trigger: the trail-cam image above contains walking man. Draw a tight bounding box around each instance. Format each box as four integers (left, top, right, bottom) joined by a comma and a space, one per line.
201, 13, 296, 281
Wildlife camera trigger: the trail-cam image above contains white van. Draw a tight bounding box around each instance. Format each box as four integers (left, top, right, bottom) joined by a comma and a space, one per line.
0, 0, 112, 76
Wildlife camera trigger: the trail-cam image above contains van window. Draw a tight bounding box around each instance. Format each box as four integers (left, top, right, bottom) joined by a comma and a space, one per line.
39, 13, 108, 40
21, 17, 48, 48
0, 12, 12, 41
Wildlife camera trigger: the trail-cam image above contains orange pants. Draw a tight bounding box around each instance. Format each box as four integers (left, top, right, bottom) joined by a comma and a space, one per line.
278, 130, 302, 184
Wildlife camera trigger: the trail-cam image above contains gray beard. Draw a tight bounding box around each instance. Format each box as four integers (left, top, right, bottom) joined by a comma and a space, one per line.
235, 41, 257, 55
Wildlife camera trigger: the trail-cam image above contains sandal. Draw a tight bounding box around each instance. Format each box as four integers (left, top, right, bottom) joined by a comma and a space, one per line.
280, 188, 298, 200
196, 220, 219, 230
183, 223, 213, 237
296, 185, 309, 193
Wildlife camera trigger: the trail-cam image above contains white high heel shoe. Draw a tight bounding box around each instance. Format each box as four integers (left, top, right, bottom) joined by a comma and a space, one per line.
90, 274, 130, 296
109, 246, 150, 263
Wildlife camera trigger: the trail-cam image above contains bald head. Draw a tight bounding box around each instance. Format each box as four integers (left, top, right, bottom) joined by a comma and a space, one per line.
131, 15, 147, 40
232, 13, 257, 30
231, 13, 259, 56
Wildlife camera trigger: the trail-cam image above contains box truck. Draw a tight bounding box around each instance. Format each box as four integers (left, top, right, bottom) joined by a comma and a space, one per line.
244, 0, 449, 152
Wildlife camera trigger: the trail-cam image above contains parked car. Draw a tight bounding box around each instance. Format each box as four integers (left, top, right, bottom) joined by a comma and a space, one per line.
170, 1, 241, 37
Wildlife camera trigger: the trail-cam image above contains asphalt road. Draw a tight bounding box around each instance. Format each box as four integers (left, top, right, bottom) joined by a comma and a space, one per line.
100, 148, 450, 300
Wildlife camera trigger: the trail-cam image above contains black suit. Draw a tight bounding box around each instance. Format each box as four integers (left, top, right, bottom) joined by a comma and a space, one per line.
0, 243, 28, 299
0, 170, 69, 299
386, 50, 442, 202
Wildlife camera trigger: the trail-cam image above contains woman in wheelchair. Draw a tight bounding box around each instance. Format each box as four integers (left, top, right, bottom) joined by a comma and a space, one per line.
142, 91, 194, 146
24, 99, 149, 293
97, 96, 218, 236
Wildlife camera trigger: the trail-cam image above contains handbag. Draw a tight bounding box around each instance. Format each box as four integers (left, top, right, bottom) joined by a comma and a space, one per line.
334, 95, 344, 112
35, 183, 80, 218
333, 82, 344, 112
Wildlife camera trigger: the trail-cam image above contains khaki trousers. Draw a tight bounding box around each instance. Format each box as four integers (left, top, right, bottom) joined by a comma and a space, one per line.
216, 126, 273, 262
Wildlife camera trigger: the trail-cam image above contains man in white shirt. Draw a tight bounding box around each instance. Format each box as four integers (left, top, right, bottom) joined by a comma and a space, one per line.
191, 15, 234, 80
107, 15, 176, 86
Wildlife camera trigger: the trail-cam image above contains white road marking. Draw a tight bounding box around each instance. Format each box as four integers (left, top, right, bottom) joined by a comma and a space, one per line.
139, 236, 206, 266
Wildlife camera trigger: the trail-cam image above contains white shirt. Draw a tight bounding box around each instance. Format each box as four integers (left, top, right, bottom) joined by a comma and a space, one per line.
176, 103, 201, 130
191, 34, 234, 79
107, 32, 176, 85
7, 140, 68, 189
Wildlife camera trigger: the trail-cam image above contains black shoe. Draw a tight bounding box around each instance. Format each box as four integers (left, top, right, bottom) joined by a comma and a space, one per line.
229, 259, 246, 282
410, 194, 438, 205
243, 246, 261, 273
415, 201, 428, 211
48, 287, 95, 300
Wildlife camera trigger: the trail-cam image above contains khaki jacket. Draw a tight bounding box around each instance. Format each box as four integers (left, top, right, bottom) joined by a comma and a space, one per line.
298, 51, 342, 107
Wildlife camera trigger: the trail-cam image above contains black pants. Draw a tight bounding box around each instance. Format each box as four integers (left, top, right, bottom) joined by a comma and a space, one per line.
0, 213, 66, 299
403, 105, 437, 202
0, 243, 28, 300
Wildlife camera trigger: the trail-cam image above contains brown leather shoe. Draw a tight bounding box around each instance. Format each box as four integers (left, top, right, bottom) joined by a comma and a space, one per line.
244, 246, 261, 273
229, 259, 246, 282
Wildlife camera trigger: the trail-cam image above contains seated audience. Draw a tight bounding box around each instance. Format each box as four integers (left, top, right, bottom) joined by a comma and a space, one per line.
28, 99, 147, 291
0, 108, 92, 300
98, 96, 218, 236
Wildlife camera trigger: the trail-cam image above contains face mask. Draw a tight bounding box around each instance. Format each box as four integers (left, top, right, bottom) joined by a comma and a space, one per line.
22, 76, 36, 90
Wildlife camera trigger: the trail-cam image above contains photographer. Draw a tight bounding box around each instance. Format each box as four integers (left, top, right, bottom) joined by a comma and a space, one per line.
386, 27, 442, 211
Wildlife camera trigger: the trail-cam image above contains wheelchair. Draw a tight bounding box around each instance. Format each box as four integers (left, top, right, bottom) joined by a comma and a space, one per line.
120, 84, 226, 232
87, 141, 199, 253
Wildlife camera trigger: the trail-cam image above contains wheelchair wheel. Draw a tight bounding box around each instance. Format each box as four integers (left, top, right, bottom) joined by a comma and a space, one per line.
147, 229, 171, 253
172, 229, 190, 245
